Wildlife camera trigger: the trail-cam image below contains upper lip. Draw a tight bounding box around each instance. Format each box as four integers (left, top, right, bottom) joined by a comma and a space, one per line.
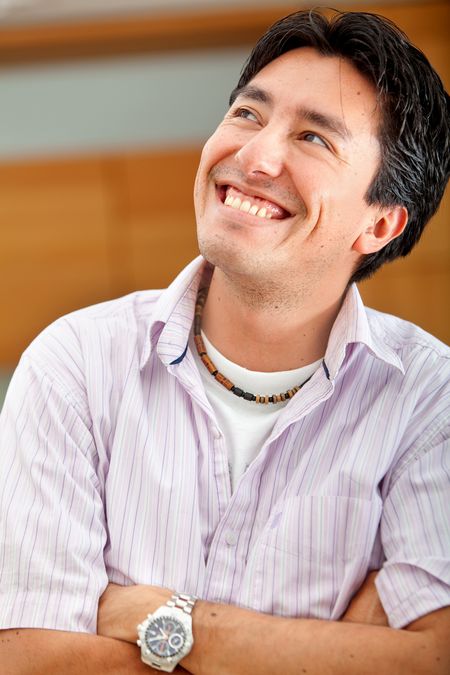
215, 179, 293, 217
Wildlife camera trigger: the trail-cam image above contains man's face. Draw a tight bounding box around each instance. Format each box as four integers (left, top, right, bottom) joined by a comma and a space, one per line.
194, 47, 383, 300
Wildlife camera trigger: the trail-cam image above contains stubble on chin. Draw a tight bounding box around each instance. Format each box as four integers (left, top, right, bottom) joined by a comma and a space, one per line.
198, 229, 259, 277
197, 231, 310, 311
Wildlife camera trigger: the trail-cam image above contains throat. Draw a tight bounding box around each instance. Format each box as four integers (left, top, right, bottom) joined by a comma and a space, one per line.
199, 267, 343, 372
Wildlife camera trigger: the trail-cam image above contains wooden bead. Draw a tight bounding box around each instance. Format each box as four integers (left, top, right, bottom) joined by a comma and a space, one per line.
201, 355, 217, 374
193, 286, 304, 404
194, 335, 206, 355
215, 372, 233, 390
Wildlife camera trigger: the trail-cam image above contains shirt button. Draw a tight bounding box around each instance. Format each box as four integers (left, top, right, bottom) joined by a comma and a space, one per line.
224, 531, 238, 546
211, 426, 222, 440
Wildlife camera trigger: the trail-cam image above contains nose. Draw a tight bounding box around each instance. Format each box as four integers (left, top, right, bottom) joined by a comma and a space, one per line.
235, 125, 286, 178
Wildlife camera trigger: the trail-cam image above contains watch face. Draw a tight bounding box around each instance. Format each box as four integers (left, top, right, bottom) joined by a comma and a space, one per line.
145, 615, 187, 658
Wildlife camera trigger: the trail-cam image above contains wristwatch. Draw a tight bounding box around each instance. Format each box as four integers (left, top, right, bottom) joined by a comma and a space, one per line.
137, 592, 197, 671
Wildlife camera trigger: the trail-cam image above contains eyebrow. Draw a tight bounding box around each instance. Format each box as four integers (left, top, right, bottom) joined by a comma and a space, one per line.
230, 84, 352, 142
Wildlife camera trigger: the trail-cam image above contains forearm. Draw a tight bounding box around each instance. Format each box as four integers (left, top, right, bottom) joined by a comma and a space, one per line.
98, 583, 449, 675
182, 601, 448, 675
0, 628, 187, 675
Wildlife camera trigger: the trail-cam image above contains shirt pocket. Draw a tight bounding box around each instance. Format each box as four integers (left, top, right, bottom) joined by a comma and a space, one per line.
240, 495, 382, 619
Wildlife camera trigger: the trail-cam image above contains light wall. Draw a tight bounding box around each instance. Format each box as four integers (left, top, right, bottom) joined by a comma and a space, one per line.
0, 48, 249, 159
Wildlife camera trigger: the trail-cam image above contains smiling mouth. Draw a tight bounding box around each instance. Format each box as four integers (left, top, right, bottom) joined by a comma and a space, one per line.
217, 185, 291, 221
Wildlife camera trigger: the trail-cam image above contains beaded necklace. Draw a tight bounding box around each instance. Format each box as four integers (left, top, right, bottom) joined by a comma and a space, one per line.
193, 285, 312, 404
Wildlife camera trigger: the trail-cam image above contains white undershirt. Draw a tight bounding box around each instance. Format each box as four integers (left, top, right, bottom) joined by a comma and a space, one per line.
192, 331, 321, 492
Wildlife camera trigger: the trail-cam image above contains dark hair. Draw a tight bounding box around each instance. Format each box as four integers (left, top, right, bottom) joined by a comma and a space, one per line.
230, 9, 450, 282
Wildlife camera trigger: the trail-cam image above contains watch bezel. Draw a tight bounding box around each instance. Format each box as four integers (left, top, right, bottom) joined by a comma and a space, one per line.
137, 605, 194, 671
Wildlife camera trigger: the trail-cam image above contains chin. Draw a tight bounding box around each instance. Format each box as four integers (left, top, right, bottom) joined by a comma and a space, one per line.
198, 234, 256, 276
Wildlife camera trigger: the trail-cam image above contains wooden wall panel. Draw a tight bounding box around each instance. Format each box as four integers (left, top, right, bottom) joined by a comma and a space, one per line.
0, 158, 113, 364
0, 4, 300, 65
0, 149, 202, 365
0, 157, 110, 365
120, 150, 200, 290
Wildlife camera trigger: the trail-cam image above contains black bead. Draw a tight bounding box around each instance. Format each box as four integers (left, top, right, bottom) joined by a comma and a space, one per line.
232, 387, 244, 397
243, 392, 255, 401
268, 396, 274, 403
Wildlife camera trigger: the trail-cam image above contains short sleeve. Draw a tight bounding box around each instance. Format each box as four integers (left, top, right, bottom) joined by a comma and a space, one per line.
376, 422, 450, 628
0, 345, 108, 633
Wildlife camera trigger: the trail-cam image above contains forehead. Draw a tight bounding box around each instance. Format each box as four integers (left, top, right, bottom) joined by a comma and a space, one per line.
244, 47, 380, 139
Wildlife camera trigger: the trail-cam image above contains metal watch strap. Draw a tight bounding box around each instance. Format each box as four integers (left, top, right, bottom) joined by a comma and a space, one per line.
137, 592, 197, 671
166, 592, 197, 615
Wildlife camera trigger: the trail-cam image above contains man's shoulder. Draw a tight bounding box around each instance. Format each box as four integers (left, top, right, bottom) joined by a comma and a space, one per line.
66, 288, 162, 323
21, 289, 164, 389
366, 307, 450, 358
15, 258, 204, 400
32, 289, 162, 346
366, 306, 449, 360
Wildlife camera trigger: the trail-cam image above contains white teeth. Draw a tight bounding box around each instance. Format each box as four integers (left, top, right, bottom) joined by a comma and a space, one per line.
224, 191, 274, 219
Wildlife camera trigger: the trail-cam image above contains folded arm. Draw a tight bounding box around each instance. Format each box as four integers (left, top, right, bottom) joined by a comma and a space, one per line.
0, 629, 150, 675
95, 579, 450, 675
0, 572, 389, 675
0, 628, 193, 675
181, 599, 449, 675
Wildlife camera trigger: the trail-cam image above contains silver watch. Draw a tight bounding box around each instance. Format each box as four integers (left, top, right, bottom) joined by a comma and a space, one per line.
137, 592, 197, 672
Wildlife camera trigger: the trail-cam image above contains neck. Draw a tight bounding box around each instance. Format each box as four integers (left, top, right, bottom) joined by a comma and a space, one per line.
200, 266, 346, 372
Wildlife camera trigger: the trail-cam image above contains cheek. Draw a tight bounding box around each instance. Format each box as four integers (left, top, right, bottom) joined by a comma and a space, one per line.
200, 128, 228, 162
193, 138, 218, 209
201, 124, 245, 171
194, 140, 220, 199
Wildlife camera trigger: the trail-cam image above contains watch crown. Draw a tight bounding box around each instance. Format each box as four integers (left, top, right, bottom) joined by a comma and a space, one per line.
137, 639, 141, 647
137, 623, 143, 631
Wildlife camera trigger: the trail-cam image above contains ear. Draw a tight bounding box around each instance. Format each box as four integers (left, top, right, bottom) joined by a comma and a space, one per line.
352, 205, 408, 255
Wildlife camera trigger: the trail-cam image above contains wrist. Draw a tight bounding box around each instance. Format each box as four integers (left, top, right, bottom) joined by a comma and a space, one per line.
180, 599, 226, 675
98, 583, 172, 643
137, 592, 197, 672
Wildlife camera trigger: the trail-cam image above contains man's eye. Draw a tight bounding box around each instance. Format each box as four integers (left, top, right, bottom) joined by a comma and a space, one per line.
302, 132, 328, 148
235, 108, 258, 122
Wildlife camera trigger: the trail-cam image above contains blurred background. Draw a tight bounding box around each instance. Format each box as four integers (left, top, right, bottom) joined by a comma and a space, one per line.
0, 0, 449, 408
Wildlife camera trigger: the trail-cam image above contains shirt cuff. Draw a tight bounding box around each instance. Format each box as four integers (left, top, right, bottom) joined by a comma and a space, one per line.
376, 567, 450, 628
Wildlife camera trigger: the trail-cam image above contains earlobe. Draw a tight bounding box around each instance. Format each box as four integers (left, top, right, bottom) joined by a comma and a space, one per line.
353, 205, 408, 254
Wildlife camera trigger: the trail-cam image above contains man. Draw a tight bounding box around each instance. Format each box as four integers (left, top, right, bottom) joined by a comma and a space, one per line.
0, 8, 449, 674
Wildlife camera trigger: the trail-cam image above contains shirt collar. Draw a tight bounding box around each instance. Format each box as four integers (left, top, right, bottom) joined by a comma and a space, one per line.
323, 284, 404, 380
141, 261, 405, 377
140, 256, 206, 370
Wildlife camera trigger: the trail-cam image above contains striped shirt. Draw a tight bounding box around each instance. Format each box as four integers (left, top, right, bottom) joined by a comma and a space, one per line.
0, 256, 449, 633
